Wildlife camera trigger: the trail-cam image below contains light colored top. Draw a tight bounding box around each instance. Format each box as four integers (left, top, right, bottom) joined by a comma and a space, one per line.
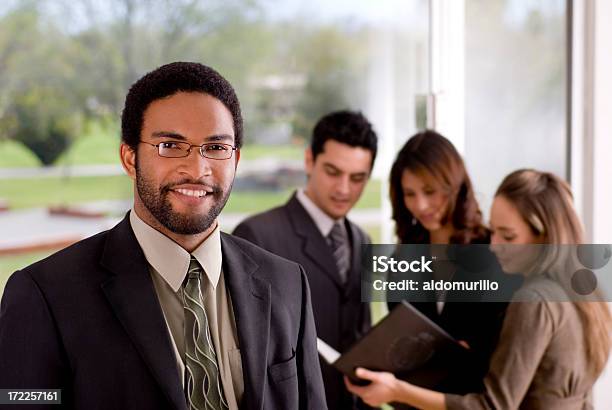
445, 277, 596, 410
130, 210, 243, 409
297, 188, 348, 239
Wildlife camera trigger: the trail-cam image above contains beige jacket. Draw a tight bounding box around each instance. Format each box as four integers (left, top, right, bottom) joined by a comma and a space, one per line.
446, 277, 596, 410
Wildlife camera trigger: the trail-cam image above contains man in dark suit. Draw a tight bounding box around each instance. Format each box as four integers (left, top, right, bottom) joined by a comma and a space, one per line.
233, 111, 378, 409
0, 62, 326, 410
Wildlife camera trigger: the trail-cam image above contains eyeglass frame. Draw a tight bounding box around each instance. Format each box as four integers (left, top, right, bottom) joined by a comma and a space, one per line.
139, 140, 238, 160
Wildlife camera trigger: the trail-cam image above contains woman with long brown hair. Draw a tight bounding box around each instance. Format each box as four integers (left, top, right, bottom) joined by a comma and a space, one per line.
386, 130, 519, 394
389, 130, 488, 245
348, 169, 611, 409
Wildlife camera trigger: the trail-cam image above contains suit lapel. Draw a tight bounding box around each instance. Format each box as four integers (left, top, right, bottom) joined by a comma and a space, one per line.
221, 233, 270, 410
100, 214, 186, 410
285, 195, 344, 288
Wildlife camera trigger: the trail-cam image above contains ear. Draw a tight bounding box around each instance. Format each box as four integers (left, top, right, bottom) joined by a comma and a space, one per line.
120, 143, 137, 180
304, 148, 314, 176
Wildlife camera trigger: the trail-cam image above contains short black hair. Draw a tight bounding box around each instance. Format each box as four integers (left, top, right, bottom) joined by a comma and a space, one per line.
121, 61, 243, 150
311, 110, 377, 165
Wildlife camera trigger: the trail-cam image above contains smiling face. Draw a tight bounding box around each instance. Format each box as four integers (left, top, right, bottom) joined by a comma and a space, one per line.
401, 169, 450, 232
489, 195, 542, 274
121, 91, 239, 241
304, 139, 372, 220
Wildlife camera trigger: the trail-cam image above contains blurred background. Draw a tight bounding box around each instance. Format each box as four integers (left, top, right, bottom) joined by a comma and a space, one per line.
0, 0, 611, 404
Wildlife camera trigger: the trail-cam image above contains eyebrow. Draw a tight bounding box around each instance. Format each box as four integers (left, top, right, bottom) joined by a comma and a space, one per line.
150, 131, 234, 143
323, 163, 340, 172
350, 172, 369, 178
322, 162, 368, 177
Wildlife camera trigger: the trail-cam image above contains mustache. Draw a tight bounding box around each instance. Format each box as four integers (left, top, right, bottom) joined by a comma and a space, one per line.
161, 179, 222, 194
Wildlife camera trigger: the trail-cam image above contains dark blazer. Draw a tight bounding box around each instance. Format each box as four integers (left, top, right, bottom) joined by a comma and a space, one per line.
233, 193, 371, 410
0, 213, 326, 410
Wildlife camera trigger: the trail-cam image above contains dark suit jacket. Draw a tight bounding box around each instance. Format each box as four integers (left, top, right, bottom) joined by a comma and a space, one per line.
0, 213, 326, 410
233, 193, 371, 410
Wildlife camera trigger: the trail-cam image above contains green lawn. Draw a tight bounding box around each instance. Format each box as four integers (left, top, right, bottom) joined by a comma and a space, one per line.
0, 175, 381, 212
0, 140, 42, 167
240, 143, 305, 161
56, 122, 121, 165
0, 138, 306, 168
0, 122, 121, 168
0, 175, 133, 209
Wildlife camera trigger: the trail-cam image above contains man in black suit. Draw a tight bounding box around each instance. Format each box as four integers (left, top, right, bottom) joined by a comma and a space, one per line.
233, 111, 378, 409
0, 62, 326, 410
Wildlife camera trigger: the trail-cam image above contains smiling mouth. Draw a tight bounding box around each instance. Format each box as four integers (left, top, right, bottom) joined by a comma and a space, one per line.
171, 188, 209, 198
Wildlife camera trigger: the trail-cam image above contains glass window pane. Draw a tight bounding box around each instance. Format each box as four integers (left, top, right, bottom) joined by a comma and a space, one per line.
464, 0, 567, 212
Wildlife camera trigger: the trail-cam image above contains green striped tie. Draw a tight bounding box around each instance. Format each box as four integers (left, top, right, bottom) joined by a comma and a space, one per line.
182, 256, 229, 410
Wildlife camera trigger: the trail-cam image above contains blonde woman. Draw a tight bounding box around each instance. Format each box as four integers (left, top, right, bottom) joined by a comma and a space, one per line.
347, 169, 611, 409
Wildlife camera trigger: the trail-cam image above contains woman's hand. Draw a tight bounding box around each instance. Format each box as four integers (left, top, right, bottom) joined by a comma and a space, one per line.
344, 367, 400, 407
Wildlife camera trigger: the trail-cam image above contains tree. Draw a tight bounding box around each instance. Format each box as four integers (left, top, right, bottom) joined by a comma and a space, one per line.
287, 24, 369, 141
3, 87, 82, 165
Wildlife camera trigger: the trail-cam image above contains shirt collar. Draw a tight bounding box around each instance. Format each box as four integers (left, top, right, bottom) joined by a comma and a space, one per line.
129, 209, 222, 293
296, 188, 345, 237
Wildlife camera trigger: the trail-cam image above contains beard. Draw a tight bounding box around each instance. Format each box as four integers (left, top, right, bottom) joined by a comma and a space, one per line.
135, 162, 232, 235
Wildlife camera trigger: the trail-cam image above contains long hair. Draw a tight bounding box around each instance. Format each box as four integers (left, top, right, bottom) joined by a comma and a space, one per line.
496, 169, 611, 377
389, 130, 488, 244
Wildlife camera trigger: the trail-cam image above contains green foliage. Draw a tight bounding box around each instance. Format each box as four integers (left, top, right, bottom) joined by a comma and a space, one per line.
288, 26, 369, 141
0, 0, 376, 161
3, 87, 82, 165
0, 4, 83, 165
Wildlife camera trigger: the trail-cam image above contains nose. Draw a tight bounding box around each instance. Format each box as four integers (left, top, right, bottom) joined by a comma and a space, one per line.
336, 175, 350, 196
415, 194, 429, 212
179, 150, 213, 179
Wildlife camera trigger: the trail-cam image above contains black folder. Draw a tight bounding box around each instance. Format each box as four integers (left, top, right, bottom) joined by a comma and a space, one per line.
317, 301, 469, 388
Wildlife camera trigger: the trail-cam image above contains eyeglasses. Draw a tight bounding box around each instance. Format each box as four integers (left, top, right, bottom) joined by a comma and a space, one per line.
140, 141, 237, 160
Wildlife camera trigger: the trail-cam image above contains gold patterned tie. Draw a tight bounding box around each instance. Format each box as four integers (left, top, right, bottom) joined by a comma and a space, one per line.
182, 256, 229, 410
